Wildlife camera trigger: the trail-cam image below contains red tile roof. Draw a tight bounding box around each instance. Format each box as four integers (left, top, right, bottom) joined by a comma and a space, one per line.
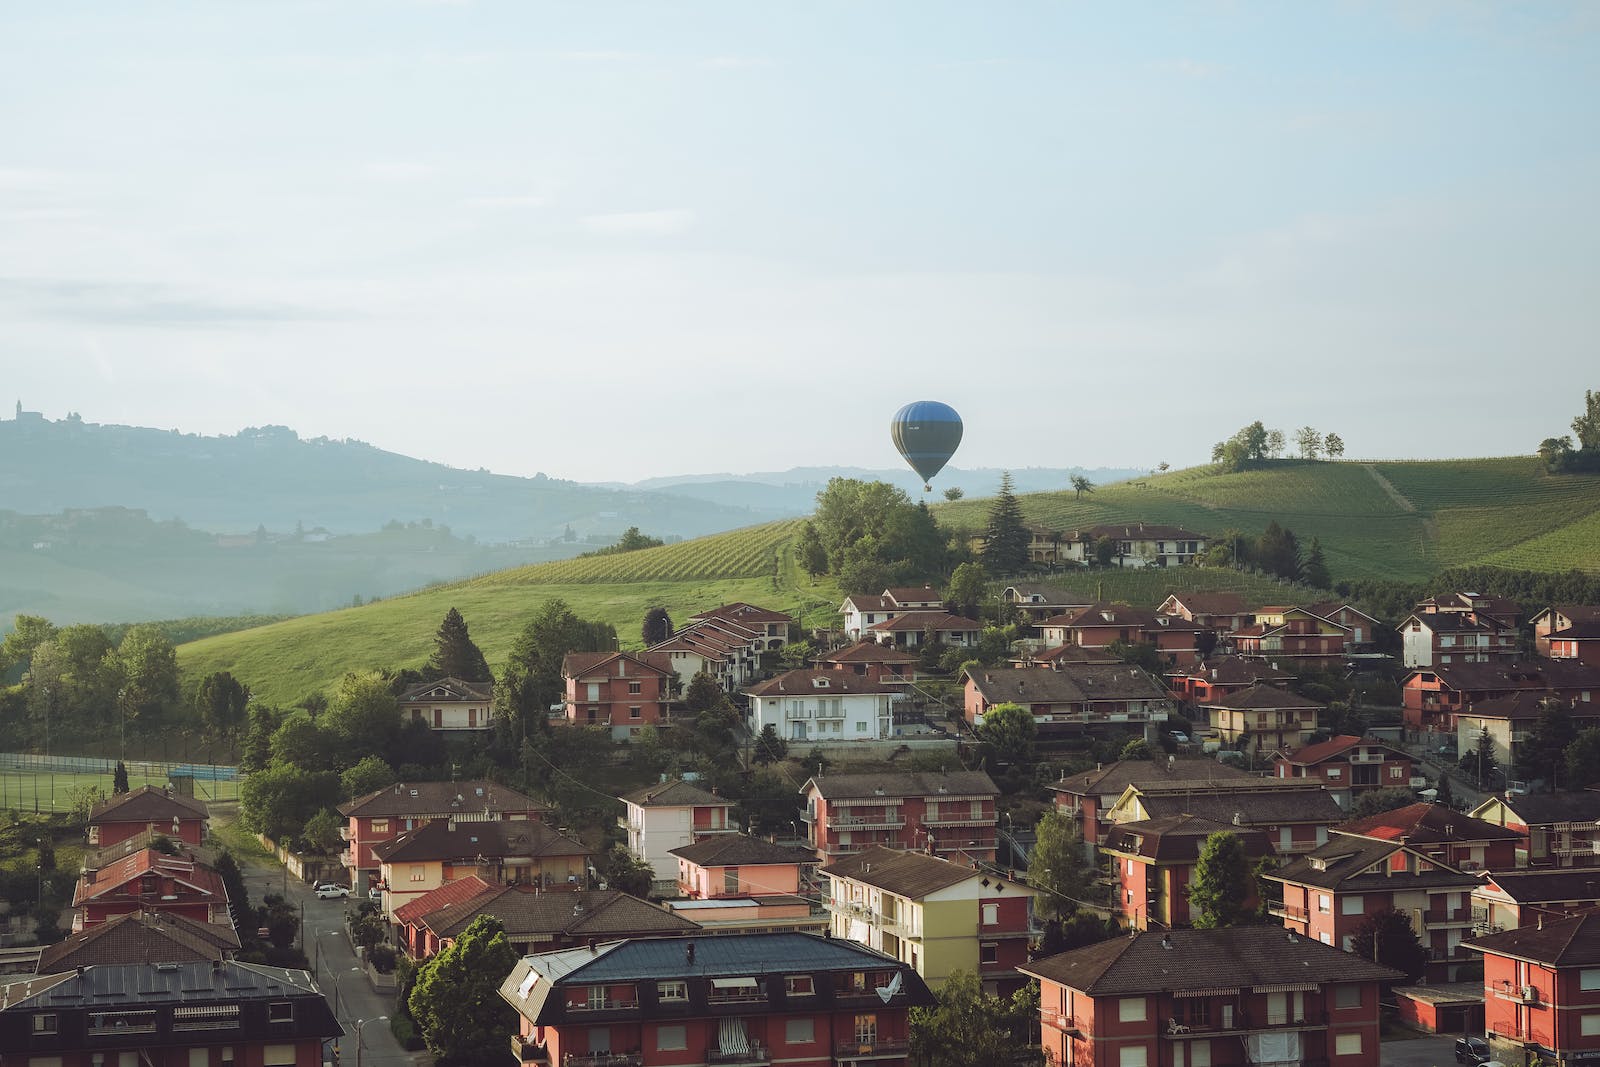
393, 875, 494, 925
73, 851, 226, 906
815, 641, 918, 665
561, 651, 674, 678
743, 669, 903, 696
89, 785, 208, 825
867, 611, 981, 632
1334, 802, 1522, 845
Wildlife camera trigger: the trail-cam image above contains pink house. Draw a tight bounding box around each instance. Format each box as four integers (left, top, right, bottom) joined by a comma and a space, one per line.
668, 833, 816, 900
86, 786, 207, 849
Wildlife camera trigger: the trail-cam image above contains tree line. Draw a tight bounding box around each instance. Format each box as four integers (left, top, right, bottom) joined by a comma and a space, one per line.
1538, 388, 1600, 473
1211, 421, 1346, 472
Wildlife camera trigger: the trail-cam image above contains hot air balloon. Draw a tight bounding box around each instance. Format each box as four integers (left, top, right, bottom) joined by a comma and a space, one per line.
890, 401, 963, 491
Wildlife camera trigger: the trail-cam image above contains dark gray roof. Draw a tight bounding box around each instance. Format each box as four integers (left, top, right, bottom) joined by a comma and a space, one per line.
1465, 913, 1600, 967
1479, 869, 1600, 904
339, 779, 546, 818
1195, 683, 1325, 711
619, 779, 733, 808
1049, 758, 1254, 800
424, 886, 699, 941
1022, 926, 1401, 994
1487, 791, 1600, 826
803, 771, 998, 801
819, 846, 994, 899
1134, 785, 1346, 827
89, 785, 208, 824
373, 818, 591, 864
396, 676, 493, 702
1270, 837, 1478, 893
37, 911, 238, 973
669, 834, 817, 868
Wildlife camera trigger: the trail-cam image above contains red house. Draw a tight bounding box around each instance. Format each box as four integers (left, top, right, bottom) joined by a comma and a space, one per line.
71, 850, 230, 932
86, 785, 207, 849
1402, 659, 1600, 735
1102, 814, 1271, 930
1533, 605, 1600, 656
1332, 801, 1521, 872
813, 640, 919, 684
1549, 621, 1600, 667
1230, 606, 1350, 667
499, 932, 935, 1067
1164, 655, 1295, 704
1048, 759, 1254, 858
560, 650, 677, 740
1272, 734, 1415, 810
1154, 591, 1253, 633
800, 771, 1000, 864
1021, 926, 1401, 1067
687, 602, 793, 652
338, 779, 548, 895
1465, 912, 1600, 1066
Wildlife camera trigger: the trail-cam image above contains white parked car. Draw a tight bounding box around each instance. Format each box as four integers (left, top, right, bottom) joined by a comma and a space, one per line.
313, 883, 350, 899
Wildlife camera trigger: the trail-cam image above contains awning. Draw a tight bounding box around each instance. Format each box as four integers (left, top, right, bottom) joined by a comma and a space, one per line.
710, 976, 760, 990
1251, 983, 1318, 993
719, 1016, 750, 1057
1173, 987, 1240, 998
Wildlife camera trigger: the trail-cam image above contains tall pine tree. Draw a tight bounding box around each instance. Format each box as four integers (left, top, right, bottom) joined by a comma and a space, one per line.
427, 607, 492, 683
1302, 537, 1331, 589
981, 472, 1030, 575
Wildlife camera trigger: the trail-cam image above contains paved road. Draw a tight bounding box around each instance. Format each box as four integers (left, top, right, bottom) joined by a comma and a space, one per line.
1381, 1031, 1464, 1067
235, 841, 430, 1066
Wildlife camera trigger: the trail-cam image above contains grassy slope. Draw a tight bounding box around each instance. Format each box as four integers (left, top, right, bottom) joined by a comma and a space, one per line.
177, 457, 1600, 706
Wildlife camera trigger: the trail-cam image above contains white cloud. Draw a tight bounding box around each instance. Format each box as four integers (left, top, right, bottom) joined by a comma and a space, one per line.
579, 209, 695, 237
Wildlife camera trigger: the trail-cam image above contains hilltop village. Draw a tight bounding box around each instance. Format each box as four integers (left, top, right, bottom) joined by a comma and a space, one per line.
7, 504, 1600, 1067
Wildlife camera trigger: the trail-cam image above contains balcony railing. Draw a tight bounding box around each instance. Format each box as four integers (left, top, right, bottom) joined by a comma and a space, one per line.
708, 1047, 772, 1065
923, 813, 994, 827
1162, 1010, 1328, 1038
835, 1038, 911, 1059
512, 1036, 550, 1064
569, 998, 639, 1012
831, 814, 906, 829
1269, 902, 1309, 922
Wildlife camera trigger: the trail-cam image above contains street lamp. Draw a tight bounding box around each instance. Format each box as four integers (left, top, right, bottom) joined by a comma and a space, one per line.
326, 966, 360, 1023
354, 1016, 389, 1067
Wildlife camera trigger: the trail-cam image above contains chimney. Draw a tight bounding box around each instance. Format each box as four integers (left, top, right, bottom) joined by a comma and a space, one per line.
685, 942, 696, 965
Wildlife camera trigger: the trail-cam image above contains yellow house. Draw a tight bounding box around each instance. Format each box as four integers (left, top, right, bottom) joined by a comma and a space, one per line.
374, 816, 591, 920
820, 845, 1035, 996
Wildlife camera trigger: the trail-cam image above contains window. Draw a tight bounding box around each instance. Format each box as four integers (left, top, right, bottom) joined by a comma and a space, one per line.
1582, 968, 1600, 991
1186, 1040, 1211, 1067
267, 1001, 293, 1024
1318, 894, 1331, 914
656, 1024, 687, 1051
982, 903, 999, 925
725, 867, 740, 895
785, 974, 815, 996
189, 1052, 209, 1067
628, 681, 642, 695
1326, 768, 1342, 779
409, 864, 425, 882
855, 1013, 878, 1046
786, 1018, 815, 1044
263, 1047, 296, 1067
1582, 1014, 1600, 1037
1341, 895, 1364, 915
1119, 1047, 1148, 1067
980, 943, 999, 965
629, 706, 642, 719
370, 819, 388, 834
657, 980, 686, 1002
856, 721, 868, 733
1319, 932, 1332, 945
31, 1014, 56, 1034
1334, 1032, 1362, 1056
1390, 765, 1404, 779
1119, 996, 1147, 1022
588, 986, 607, 1010
1335, 985, 1361, 1010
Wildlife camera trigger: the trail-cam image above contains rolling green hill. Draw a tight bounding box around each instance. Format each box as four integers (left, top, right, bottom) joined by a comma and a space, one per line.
175, 457, 1600, 705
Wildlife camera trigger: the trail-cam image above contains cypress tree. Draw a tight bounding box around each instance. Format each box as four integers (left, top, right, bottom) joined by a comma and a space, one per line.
981, 472, 1029, 575
427, 607, 492, 683
1303, 537, 1331, 589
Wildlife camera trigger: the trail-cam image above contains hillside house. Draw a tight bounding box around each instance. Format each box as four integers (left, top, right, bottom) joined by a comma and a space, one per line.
687, 602, 793, 651
1197, 683, 1325, 752
1468, 791, 1600, 868
648, 623, 753, 691
669, 834, 815, 902
1454, 691, 1600, 772
1400, 611, 1520, 669
1101, 777, 1345, 856
1001, 583, 1091, 623
1548, 621, 1600, 667
813, 640, 918, 685
744, 669, 902, 745
1022, 926, 1400, 1067
963, 665, 1173, 736
1471, 869, 1600, 938
1048, 759, 1255, 858
373, 817, 593, 919
1418, 591, 1523, 628
499, 932, 935, 1067
1165, 656, 1295, 704
1104, 814, 1272, 930
1230, 607, 1350, 667
559, 650, 676, 740
822, 846, 1036, 995
1268, 837, 1481, 981
1465, 913, 1600, 1067
1154, 591, 1253, 633
1304, 600, 1383, 650
864, 610, 981, 648
86, 786, 207, 849
1533, 605, 1600, 656
801, 771, 1000, 865
397, 675, 494, 732
338, 779, 547, 896
70, 851, 230, 932
1040, 603, 1157, 651
1403, 660, 1600, 735
1333, 802, 1521, 872
838, 586, 944, 638
1057, 523, 1209, 568
1271, 735, 1415, 810
619, 779, 739, 888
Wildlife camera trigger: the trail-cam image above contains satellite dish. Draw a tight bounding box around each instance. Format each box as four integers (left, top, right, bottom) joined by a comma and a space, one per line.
890, 401, 963, 491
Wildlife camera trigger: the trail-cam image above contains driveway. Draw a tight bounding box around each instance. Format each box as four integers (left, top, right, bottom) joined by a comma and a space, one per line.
1381, 1032, 1467, 1067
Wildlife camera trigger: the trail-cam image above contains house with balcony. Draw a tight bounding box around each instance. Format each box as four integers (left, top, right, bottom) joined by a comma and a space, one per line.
1100, 777, 1345, 857
498, 931, 935, 1067
821, 845, 1036, 995
838, 586, 944, 638
1471, 869, 1600, 939
800, 771, 1000, 865
687, 602, 793, 652
373, 817, 594, 920
1332, 802, 1521, 872
812, 640, 919, 685
1403, 659, 1600, 735
397, 675, 494, 732
744, 670, 902, 745
0, 961, 341, 1067
1465, 913, 1600, 1067
1548, 621, 1600, 667
1001, 583, 1092, 623
1271, 735, 1415, 809
1021, 926, 1400, 1067
1303, 601, 1383, 651
1267, 836, 1482, 981
1154, 591, 1253, 634
1229, 607, 1350, 668
1103, 814, 1272, 930
70, 850, 230, 932
37, 910, 240, 973
669, 834, 815, 902
1534, 605, 1600, 656
339, 779, 549, 895
1197, 683, 1324, 753
864, 610, 981, 649
619, 779, 739, 889
1400, 611, 1520, 669
1469, 791, 1600, 868
559, 650, 676, 740
1008, 643, 1121, 670
1418, 591, 1523, 628
1454, 691, 1600, 773
85, 786, 208, 851
647, 623, 753, 692
963, 665, 1174, 738
1039, 603, 1157, 652
660, 896, 826, 938
1048, 759, 1255, 860
1165, 656, 1295, 704
1056, 524, 1209, 568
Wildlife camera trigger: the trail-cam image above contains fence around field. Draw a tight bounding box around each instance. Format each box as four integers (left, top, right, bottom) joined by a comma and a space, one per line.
0, 752, 243, 812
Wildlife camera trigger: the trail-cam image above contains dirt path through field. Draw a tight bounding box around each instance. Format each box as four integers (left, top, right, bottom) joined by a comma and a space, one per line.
1362, 463, 1417, 513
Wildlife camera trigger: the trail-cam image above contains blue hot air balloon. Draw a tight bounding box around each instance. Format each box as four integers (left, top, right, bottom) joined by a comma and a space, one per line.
891, 401, 963, 491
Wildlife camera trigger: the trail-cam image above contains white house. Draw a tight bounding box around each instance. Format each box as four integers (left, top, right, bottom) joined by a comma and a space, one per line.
743, 669, 902, 744
617, 778, 739, 888
839, 586, 945, 638
866, 611, 982, 649
396, 677, 494, 732
1057, 524, 1208, 568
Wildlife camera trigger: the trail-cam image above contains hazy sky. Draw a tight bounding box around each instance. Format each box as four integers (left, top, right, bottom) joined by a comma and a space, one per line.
2, 2, 1597, 483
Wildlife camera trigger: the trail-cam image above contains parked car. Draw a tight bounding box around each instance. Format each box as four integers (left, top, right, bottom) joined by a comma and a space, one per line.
368, 885, 383, 901
1455, 1037, 1490, 1064
313, 882, 350, 899
1168, 731, 1190, 744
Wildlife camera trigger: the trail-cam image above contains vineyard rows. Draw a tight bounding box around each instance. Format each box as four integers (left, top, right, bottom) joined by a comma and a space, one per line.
474, 520, 804, 587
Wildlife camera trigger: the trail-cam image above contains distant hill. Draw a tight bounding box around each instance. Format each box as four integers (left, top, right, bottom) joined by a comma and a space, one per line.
0, 413, 767, 543
933, 456, 1600, 582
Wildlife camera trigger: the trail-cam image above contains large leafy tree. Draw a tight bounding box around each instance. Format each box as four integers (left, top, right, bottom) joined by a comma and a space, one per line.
1517, 702, 1577, 789
1188, 830, 1254, 929
911, 970, 1040, 1067
0, 615, 56, 675
196, 671, 251, 741
641, 606, 673, 646
1028, 809, 1095, 920
1256, 521, 1302, 581
1295, 426, 1323, 459
1573, 388, 1600, 451
980, 703, 1036, 768
240, 763, 341, 841
320, 670, 400, 768
945, 562, 988, 621
1350, 907, 1429, 981
981, 472, 1029, 575
1070, 475, 1095, 500
1565, 728, 1600, 789
409, 914, 520, 1064
112, 624, 180, 726
495, 598, 617, 739
1323, 432, 1346, 458
1348, 787, 1416, 818
340, 754, 395, 799
810, 478, 951, 586
426, 607, 492, 683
